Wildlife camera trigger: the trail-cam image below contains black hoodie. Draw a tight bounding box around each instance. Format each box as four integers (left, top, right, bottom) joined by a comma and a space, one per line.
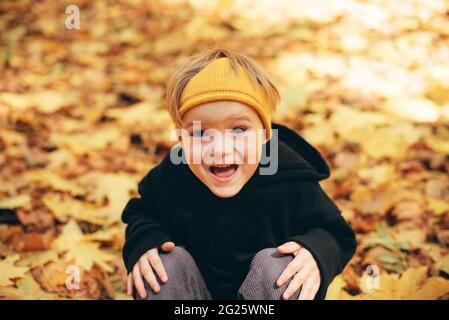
121, 122, 357, 300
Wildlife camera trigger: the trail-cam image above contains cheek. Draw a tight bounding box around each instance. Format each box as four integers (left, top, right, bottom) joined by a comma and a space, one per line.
181, 137, 204, 164
239, 162, 259, 181
188, 163, 204, 176
238, 142, 263, 165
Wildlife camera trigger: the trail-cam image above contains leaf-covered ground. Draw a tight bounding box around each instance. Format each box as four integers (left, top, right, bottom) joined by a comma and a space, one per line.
0, 0, 449, 300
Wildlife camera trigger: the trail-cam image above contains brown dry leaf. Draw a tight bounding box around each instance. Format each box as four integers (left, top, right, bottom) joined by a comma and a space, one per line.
31, 260, 73, 295
351, 184, 397, 216
391, 201, 426, 225
16, 207, 54, 230
32, 258, 115, 299
11, 229, 56, 252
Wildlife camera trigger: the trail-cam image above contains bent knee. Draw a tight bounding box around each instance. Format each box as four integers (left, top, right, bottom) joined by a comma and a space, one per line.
161, 245, 190, 258
158, 246, 194, 274
250, 247, 278, 267
249, 247, 293, 278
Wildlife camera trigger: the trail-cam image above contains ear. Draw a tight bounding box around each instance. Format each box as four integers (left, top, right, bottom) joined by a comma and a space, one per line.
260, 128, 269, 145
262, 135, 269, 145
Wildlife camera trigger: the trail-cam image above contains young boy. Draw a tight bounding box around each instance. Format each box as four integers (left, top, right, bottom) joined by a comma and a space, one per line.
121, 48, 357, 300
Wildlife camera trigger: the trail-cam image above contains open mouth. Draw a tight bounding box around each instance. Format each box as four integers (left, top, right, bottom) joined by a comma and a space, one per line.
209, 164, 238, 183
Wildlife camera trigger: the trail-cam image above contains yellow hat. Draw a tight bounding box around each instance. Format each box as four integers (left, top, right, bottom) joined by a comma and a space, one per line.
179, 57, 272, 140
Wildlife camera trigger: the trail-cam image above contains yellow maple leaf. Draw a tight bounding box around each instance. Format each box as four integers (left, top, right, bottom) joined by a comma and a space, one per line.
17, 251, 59, 269
79, 172, 137, 223
358, 267, 449, 300
325, 275, 345, 300
0, 255, 29, 286
64, 242, 115, 273
42, 192, 108, 224
0, 274, 60, 300
0, 194, 31, 209
25, 170, 85, 196
52, 220, 115, 273
49, 126, 126, 155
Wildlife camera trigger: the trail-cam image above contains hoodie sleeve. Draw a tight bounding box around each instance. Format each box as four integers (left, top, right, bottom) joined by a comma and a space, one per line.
286, 180, 357, 300
121, 166, 172, 274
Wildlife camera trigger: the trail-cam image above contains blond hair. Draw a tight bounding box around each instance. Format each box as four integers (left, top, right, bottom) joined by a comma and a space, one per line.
165, 47, 281, 128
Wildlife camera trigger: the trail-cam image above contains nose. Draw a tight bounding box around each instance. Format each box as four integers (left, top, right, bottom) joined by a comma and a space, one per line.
206, 131, 234, 163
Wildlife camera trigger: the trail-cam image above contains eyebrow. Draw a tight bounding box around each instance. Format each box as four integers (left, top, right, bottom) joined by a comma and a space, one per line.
185, 114, 251, 128
224, 114, 251, 122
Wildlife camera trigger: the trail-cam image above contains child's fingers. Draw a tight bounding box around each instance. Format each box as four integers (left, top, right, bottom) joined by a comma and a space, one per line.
147, 252, 168, 283
308, 281, 320, 300
132, 264, 147, 299
276, 253, 306, 287
277, 241, 302, 254
127, 274, 133, 296
297, 276, 315, 300
160, 241, 175, 252
309, 282, 320, 300
139, 256, 160, 293
282, 264, 312, 300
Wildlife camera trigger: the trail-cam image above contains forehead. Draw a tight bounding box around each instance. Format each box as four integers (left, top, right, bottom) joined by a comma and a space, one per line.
182, 100, 259, 125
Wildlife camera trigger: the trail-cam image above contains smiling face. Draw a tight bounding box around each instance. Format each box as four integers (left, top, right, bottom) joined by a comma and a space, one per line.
179, 100, 266, 198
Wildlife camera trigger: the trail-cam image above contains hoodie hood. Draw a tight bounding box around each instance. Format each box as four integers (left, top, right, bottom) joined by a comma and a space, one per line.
246, 122, 331, 189
273, 122, 330, 180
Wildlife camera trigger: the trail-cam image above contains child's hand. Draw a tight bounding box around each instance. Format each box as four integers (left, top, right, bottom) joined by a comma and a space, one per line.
276, 241, 321, 300
127, 241, 175, 299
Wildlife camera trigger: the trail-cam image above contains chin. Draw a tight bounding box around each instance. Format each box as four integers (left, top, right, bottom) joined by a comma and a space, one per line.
202, 164, 246, 198
188, 163, 252, 198
208, 185, 243, 198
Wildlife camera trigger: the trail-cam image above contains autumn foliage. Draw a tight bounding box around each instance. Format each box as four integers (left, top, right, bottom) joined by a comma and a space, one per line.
1, 0, 449, 299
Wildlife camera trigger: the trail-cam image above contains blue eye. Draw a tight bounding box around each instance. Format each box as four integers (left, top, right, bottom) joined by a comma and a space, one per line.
192, 130, 205, 137
233, 127, 247, 134
192, 130, 211, 138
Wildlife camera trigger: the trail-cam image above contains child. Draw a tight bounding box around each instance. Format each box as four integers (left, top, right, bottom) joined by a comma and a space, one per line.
121, 48, 357, 300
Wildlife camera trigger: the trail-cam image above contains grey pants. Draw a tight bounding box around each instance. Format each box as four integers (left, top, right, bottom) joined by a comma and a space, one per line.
134, 246, 301, 300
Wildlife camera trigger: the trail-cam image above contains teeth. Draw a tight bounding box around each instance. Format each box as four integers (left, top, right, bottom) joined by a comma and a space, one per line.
209, 164, 238, 179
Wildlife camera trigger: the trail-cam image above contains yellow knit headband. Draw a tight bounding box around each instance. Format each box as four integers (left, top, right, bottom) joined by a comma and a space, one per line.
178, 57, 272, 140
